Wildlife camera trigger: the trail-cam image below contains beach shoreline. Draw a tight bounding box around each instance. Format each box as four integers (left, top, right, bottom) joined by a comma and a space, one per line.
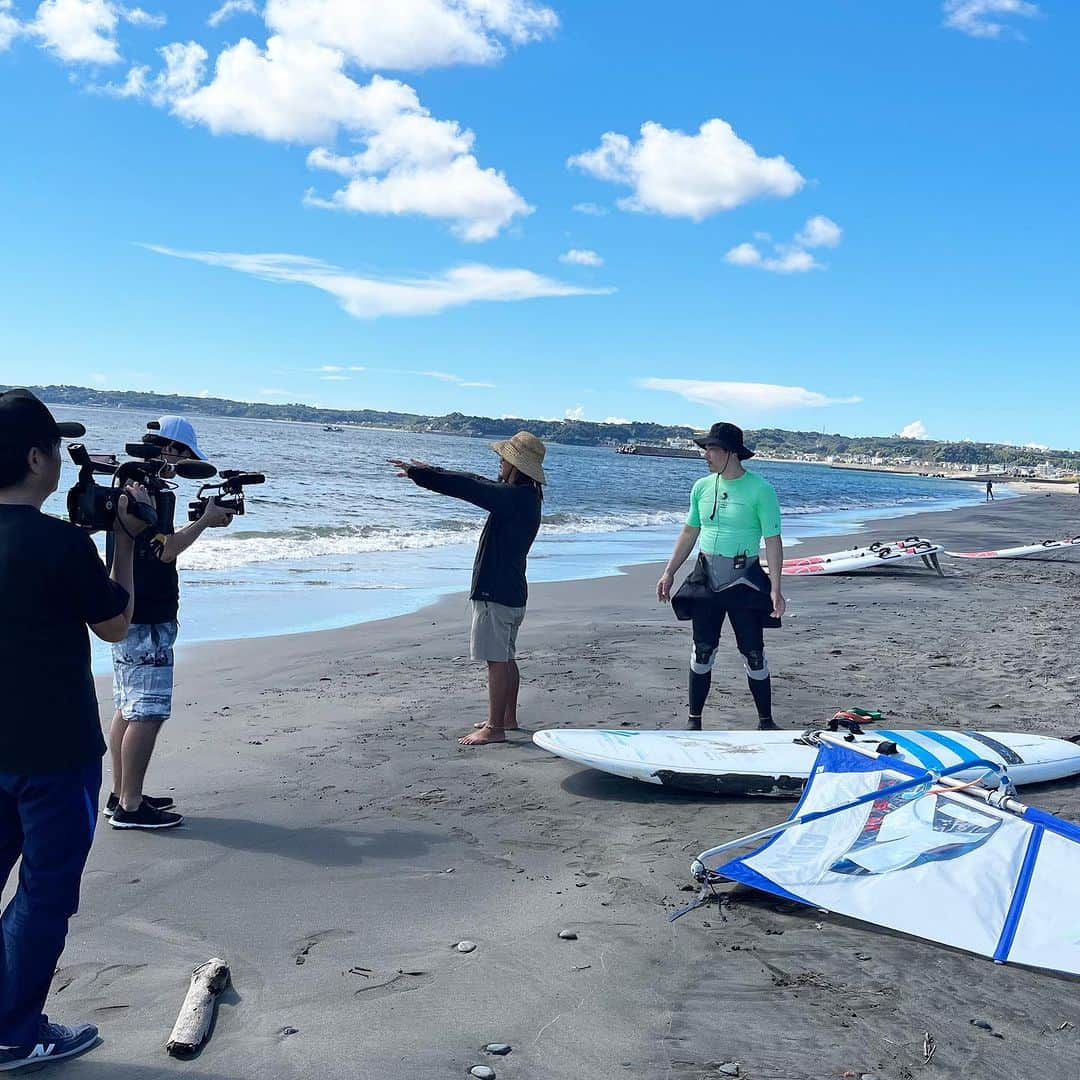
92, 481, 1018, 670
28, 491, 1080, 1079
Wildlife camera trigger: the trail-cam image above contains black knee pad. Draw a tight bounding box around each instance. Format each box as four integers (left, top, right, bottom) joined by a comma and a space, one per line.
743, 650, 770, 680
691, 642, 718, 675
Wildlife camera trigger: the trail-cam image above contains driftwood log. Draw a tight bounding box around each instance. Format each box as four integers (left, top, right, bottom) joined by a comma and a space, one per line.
166, 958, 231, 1056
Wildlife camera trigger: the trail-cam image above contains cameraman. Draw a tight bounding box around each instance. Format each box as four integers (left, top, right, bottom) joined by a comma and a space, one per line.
0, 389, 149, 1069
106, 416, 233, 832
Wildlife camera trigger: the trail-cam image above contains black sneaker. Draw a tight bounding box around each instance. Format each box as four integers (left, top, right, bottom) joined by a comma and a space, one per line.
110, 800, 184, 830
686, 716, 703, 731
104, 792, 175, 817
757, 717, 780, 731
0, 1020, 98, 1071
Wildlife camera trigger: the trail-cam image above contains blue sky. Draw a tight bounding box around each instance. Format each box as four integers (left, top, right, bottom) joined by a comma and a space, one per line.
1, 0, 1076, 448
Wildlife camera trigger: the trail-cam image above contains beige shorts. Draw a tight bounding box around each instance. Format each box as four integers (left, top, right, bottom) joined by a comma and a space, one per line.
470, 600, 525, 662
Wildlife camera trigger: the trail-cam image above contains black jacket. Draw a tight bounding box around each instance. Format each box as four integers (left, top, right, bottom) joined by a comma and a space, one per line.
407, 466, 542, 608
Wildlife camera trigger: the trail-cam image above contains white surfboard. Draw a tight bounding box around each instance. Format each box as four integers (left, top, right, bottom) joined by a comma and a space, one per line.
532, 727, 1080, 796
946, 537, 1080, 559
781, 541, 945, 576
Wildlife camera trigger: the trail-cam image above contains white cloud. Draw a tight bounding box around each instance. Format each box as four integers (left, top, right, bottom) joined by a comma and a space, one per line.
603, 416, 630, 425
0, 1, 22, 51
572, 202, 608, 216
317, 364, 342, 372
320, 374, 350, 381
32, 0, 121, 63
725, 215, 841, 274
304, 105, 531, 242
1024, 441, 1049, 450
263, 0, 557, 71
144, 244, 613, 319
306, 144, 532, 242
899, 420, 929, 439
564, 404, 585, 420
639, 378, 861, 411
166, 36, 414, 142
123, 6, 164, 28
569, 119, 804, 220
117, 34, 530, 240
305, 107, 472, 172
943, 0, 1040, 39
795, 214, 842, 249
28, 0, 162, 63
110, 40, 207, 103
559, 248, 603, 267
725, 242, 765, 267
208, 0, 259, 28
413, 369, 493, 388
724, 243, 819, 274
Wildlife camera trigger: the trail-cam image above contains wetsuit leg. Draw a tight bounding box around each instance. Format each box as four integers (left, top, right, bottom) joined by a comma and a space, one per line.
729, 607, 775, 729
688, 595, 725, 728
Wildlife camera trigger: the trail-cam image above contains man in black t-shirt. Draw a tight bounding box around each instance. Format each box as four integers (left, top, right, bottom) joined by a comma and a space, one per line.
389, 431, 546, 748
0, 389, 148, 1070
107, 416, 233, 831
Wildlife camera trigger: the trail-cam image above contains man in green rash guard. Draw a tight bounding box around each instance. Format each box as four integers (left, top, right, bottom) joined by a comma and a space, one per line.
657, 422, 785, 730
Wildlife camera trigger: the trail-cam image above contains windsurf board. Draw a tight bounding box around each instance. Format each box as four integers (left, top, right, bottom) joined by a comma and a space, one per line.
946, 537, 1080, 559
781, 541, 945, 576
532, 726, 1080, 796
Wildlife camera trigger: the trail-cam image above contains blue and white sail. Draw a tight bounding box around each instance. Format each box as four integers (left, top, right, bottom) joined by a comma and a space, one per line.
692, 735, 1080, 976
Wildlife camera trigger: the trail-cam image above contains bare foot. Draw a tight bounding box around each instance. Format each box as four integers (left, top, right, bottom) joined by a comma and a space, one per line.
473, 720, 519, 730
459, 725, 507, 746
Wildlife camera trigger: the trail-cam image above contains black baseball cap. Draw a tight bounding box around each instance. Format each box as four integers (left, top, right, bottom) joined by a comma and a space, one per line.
693, 421, 754, 460
0, 389, 85, 453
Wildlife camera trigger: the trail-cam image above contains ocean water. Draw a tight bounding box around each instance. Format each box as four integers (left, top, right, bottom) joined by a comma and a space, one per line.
41, 406, 1001, 666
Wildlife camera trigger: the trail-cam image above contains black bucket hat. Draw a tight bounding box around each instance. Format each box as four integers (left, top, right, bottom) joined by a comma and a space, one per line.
693, 421, 754, 460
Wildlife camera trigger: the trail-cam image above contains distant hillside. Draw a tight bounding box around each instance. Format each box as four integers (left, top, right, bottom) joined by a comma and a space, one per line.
748, 427, 1080, 469
8, 383, 1078, 469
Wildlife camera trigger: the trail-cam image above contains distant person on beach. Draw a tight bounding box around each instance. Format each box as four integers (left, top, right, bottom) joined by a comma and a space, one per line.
986, 479, 994, 502
657, 422, 785, 731
0, 389, 149, 1070
106, 417, 233, 831
389, 432, 545, 747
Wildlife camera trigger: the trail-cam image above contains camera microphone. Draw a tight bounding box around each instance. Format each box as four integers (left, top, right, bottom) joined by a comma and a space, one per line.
175, 460, 218, 480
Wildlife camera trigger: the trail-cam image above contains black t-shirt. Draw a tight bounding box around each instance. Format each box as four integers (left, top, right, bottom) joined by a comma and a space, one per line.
107, 489, 179, 624
407, 467, 542, 608
0, 505, 129, 774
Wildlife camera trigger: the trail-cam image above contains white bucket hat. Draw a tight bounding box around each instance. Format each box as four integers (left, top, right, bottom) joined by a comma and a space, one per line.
156, 415, 208, 461
489, 430, 547, 485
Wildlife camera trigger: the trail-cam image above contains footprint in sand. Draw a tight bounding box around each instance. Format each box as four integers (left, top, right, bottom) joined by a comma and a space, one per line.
350, 968, 436, 1000
292, 928, 353, 965
52, 962, 147, 995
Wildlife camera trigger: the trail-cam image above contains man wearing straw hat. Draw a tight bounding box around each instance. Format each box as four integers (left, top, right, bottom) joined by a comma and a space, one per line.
389, 431, 546, 746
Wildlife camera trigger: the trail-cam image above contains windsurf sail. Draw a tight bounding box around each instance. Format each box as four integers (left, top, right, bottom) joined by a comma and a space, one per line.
690, 734, 1080, 976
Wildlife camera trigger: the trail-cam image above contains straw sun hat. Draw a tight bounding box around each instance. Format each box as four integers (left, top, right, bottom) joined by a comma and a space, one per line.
490, 430, 547, 485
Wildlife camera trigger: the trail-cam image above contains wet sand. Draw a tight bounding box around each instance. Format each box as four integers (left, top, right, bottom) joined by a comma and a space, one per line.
36, 491, 1080, 1078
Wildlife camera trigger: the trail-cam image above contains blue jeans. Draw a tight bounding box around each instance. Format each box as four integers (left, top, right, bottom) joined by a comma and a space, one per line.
0, 762, 101, 1046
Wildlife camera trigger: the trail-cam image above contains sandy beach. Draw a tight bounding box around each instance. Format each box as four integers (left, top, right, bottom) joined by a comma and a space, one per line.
29, 492, 1080, 1079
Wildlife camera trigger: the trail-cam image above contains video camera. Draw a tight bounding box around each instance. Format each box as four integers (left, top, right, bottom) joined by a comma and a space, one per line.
66, 436, 217, 533
188, 470, 265, 522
